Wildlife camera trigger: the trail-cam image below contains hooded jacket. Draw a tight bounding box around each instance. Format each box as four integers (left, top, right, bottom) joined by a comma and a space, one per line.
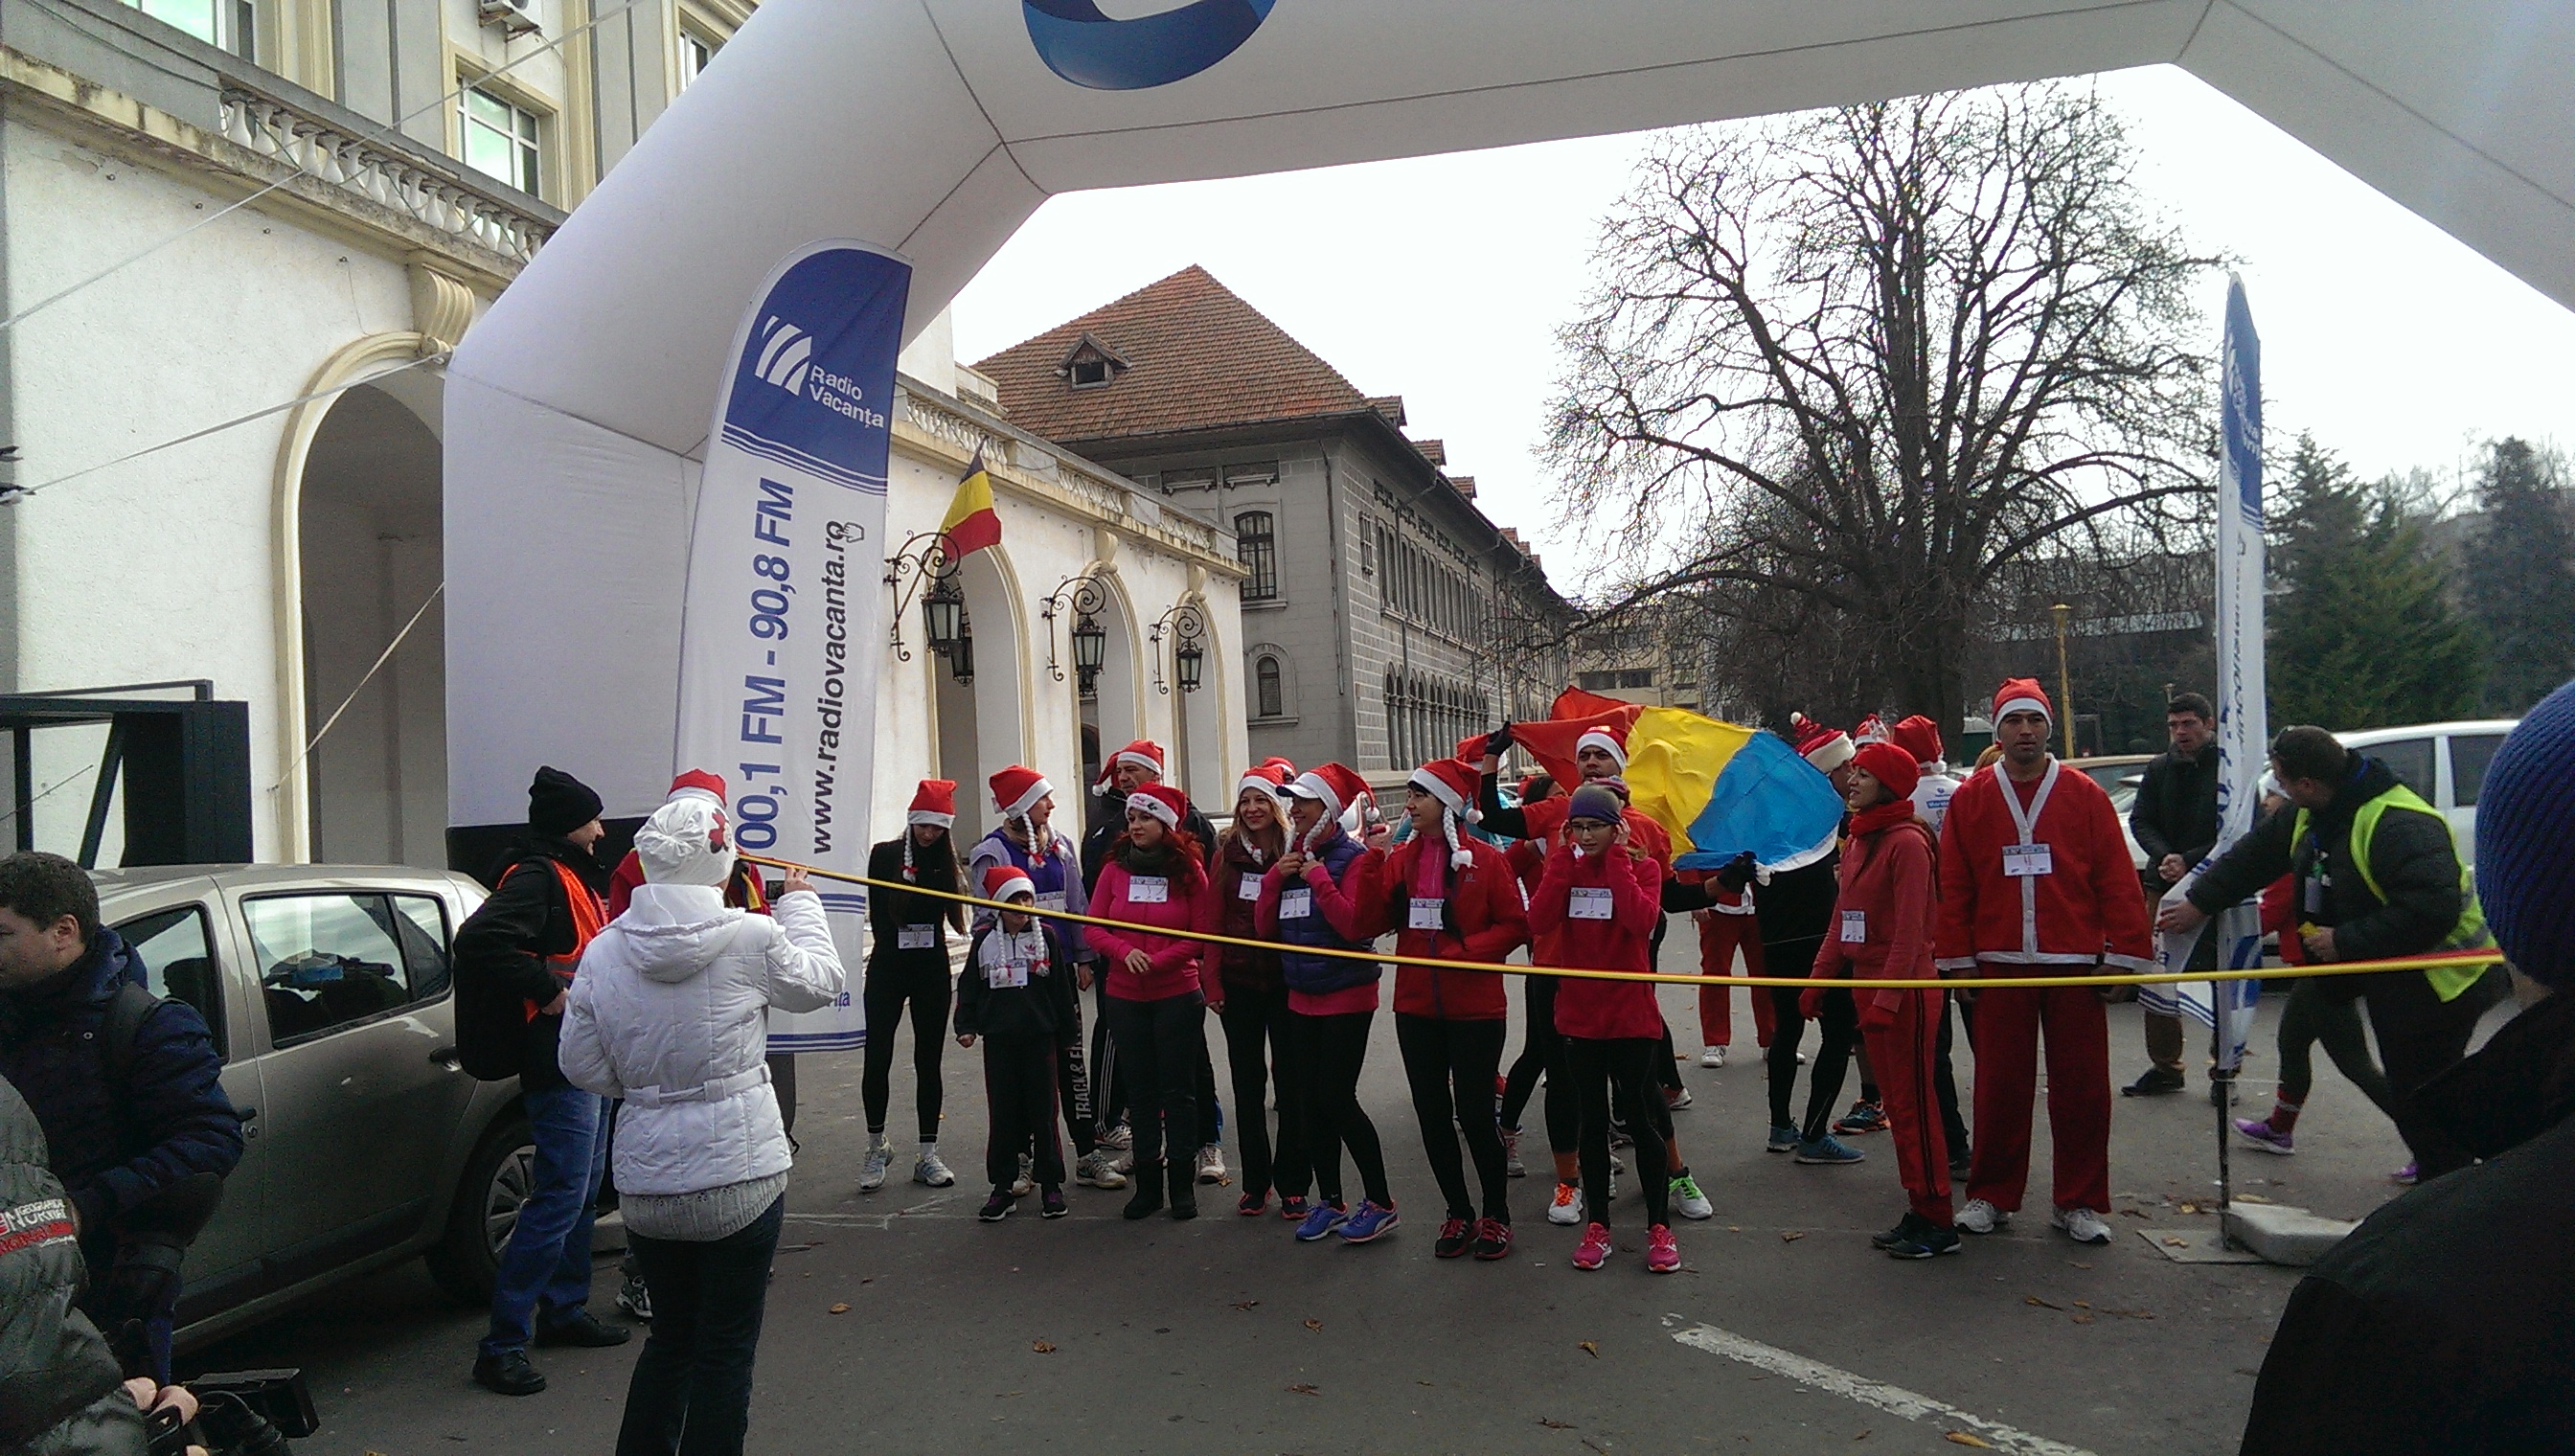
0, 1076, 148, 1456
558, 884, 844, 1196
1526, 842, 1663, 1040
1371, 833, 1528, 1020
1256, 826, 1382, 998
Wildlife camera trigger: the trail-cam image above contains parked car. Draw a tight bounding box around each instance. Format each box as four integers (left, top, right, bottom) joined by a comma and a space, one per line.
92, 863, 535, 1351
2065, 754, 2153, 875
2334, 719, 2517, 867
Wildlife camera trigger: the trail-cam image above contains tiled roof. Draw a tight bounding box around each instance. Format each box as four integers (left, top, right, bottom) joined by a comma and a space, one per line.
973, 264, 1373, 444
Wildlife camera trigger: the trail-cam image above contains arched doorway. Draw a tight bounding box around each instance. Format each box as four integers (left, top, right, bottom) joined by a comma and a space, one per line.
299, 378, 446, 866
928, 549, 1028, 845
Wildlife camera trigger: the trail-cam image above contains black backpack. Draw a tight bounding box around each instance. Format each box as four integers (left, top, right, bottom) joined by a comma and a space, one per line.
452, 861, 550, 1081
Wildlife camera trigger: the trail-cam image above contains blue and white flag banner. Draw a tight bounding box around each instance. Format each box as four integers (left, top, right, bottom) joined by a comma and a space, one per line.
2153, 275, 2267, 1068
676, 241, 911, 1052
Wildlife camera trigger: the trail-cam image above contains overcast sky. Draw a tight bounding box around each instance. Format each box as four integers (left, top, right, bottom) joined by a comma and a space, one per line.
950, 64, 2575, 593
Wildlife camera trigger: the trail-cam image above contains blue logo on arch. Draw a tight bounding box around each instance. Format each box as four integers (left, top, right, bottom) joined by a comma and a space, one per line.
1023, 0, 1275, 90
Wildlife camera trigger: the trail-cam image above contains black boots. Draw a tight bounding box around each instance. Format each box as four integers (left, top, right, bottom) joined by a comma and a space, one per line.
1124, 1164, 1166, 1220
1167, 1158, 1197, 1220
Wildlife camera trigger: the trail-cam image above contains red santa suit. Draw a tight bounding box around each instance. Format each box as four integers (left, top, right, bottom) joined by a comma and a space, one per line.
1935, 687, 2153, 1217
1686, 871, 1772, 1050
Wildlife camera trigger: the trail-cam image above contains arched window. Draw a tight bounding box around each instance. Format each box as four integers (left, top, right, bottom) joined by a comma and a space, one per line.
1235, 511, 1278, 601
1256, 654, 1283, 718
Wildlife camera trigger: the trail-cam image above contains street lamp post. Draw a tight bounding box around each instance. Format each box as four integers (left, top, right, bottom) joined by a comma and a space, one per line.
2050, 602, 2076, 759
1148, 601, 1208, 696
1040, 573, 1113, 694
884, 531, 962, 663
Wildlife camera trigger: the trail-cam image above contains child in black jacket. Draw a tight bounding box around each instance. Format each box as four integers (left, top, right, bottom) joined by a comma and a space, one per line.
958, 865, 1081, 1221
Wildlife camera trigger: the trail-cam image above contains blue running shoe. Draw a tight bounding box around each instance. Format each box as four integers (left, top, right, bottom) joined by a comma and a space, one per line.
1294, 1200, 1351, 1241
1793, 1133, 1865, 1165
1338, 1200, 1401, 1243
1766, 1124, 1800, 1153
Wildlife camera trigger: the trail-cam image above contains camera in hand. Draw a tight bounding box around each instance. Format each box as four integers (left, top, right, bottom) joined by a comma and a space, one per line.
146, 1370, 317, 1456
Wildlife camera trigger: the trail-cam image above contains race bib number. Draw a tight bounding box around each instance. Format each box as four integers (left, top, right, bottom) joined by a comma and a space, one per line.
1839, 910, 1867, 944
1240, 874, 1265, 901
1280, 887, 1312, 920
2003, 843, 2054, 877
898, 924, 939, 950
1409, 897, 1446, 932
1036, 891, 1067, 913
1568, 886, 1614, 921
1128, 876, 1170, 904
984, 956, 1030, 990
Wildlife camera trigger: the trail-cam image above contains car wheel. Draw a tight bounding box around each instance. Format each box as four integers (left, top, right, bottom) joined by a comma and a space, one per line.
425, 1113, 534, 1307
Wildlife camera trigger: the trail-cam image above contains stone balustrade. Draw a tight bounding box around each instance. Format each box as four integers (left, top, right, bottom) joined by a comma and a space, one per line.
218, 86, 555, 265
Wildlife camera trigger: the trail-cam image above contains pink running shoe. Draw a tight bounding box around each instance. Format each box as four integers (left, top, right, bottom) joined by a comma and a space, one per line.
1646, 1223, 1681, 1274
1572, 1222, 1612, 1271
2233, 1118, 2295, 1155
2390, 1161, 2420, 1186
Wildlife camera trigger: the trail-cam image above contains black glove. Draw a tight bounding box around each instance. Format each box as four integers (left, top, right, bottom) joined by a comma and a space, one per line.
1715, 851, 1757, 894
1484, 722, 1514, 756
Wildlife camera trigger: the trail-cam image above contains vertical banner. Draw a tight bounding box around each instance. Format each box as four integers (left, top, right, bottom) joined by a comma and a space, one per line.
677, 241, 912, 1052
2160, 274, 2265, 1069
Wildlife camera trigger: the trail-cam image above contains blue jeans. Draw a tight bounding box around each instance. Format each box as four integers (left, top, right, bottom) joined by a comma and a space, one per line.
615, 1194, 786, 1456
481, 1085, 608, 1357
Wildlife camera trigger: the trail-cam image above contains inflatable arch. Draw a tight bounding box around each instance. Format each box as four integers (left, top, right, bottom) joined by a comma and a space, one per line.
444, 0, 2574, 847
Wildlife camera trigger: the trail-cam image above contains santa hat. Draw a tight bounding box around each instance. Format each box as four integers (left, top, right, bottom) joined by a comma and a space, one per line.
1790, 713, 1855, 773
1284, 762, 1370, 850
989, 765, 1050, 819
1126, 782, 1190, 830
1093, 739, 1166, 795
1992, 677, 2055, 726
1236, 757, 1294, 808
1409, 757, 1485, 869
633, 795, 734, 887
1851, 740, 1922, 803
982, 861, 1036, 906
1574, 725, 1629, 773
1854, 714, 1889, 745
906, 779, 957, 828
667, 768, 726, 807
1886, 715, 1945, 769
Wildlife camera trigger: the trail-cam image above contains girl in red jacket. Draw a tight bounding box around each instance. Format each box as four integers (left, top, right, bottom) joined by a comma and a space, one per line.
1527, 784, 1680, 1274
1811, 742, 1955, 1258
1086, 783, 1220, 1221
1373, 757, 1531, 1260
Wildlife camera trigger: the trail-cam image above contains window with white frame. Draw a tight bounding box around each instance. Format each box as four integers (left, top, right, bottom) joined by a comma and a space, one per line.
459, 83, 543, 196
678, 26, 718, 87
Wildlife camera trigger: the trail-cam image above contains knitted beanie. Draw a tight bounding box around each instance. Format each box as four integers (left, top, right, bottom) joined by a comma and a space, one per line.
2476, 678, 2575, 987
528, 765, 603, 836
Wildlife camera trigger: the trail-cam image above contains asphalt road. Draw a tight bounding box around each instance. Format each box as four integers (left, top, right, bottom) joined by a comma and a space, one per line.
191, 975, 2483, 1456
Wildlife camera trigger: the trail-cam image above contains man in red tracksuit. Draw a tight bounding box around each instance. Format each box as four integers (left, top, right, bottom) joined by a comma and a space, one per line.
1935, 679, 2153, 1245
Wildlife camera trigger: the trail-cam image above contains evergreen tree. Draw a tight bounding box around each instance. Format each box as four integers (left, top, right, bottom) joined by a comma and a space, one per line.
2462, 437, 2575, 715
2267, 435, 2480, 731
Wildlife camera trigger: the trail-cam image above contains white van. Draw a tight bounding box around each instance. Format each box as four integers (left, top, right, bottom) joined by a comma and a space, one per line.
2333, 719, 2518, 867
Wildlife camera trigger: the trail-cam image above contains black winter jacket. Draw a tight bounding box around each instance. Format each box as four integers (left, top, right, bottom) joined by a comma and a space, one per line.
0, 931, 240, 1247
2187, 757, 2464, 964
865, 833, 965, 972
453, 836, 604, 1090
2131, 743, 2221, 877
955, 924, 1078, 1042
0, 1074, 149, 1455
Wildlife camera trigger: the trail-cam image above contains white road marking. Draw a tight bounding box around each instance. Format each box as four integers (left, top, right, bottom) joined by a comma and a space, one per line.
1665, 1317, 2100, 1456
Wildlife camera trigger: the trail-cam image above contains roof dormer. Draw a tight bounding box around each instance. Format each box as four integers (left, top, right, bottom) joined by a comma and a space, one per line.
1057, 331, 1130, 389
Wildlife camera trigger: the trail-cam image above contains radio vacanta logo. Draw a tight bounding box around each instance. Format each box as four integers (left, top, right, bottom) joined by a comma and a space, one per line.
1022, 0, 1275, 90
753, 317, 812, 394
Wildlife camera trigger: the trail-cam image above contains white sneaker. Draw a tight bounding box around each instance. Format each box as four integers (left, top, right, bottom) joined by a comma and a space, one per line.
1701, 1046, 1726, 1069
914, 1149, 955, 1188
1669, 1172, 1714, 1220
859, 1139, 891, 1193
1955, 1198, 2008, 1235
1075, 1149, 1128, 1189
1195, 1144, 1227, 1185
1664, 1085, 1694, 1110
1546, 1181, 1583, 1225
2051, 1206, 2112, 1245
1098, 1122, 1132, 1151
1502, 1126, 1526, 1178
1011, 1153, 1035, 1197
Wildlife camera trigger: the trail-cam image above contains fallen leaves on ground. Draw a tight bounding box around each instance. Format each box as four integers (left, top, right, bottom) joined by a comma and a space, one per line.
1853, 1431, 1871, 1442
2023, 1296, 2063, 1310
2118, 1208, 2151, 1218
1031, 1340, 1056, 1354
1538, 1417, 1575, 1429
2069, 1261, 2094, 1269
2178, 1200, 2201, 1214
1781, 1231, 1806, 1243
1303, 1318, 1323, 1331
2162, 1236, 2190, 1247
2105, 1308, 2157, 1320
2072, 1300, 2091, 1308
2071, 1313, 2096, 1325
1945, 1432, 1995, 1448
827, 1303, 851, 1314
1288, 1382, 1319, 1396
1232, 1300, 1260, 1311
1579, 1340, 1601, 1358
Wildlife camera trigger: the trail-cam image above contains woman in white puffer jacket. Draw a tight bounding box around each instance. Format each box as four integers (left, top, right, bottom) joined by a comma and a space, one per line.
560, 792, 844, 1456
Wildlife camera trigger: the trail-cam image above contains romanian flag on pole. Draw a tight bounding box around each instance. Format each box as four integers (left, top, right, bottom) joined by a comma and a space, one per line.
941, 447, 1002, 557
1624, 707, 1844, 872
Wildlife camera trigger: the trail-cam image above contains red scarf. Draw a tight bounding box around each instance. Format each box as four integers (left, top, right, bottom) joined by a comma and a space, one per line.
1847, 797, 1918, 842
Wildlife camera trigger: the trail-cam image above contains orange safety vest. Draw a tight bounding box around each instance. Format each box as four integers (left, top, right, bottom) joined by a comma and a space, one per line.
525, 858, 605, 1020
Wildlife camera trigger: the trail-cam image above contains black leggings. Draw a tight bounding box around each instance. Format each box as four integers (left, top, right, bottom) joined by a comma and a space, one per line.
1396, 1014, 1511, 1222
1292, 1008, 1390, 1208
1760, 934, 1858, 1140
1500, 975, 1580, 1155
861, 959, 949, 1141
1219, 983, 1309, 1200
1648, 916, 1683, 1091
1103, 992, 1207, 1175
1566, 1036, 1669, 1227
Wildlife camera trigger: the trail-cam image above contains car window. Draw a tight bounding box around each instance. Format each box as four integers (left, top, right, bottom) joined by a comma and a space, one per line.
113, 905, 224, 1060
241, 894, 422, 1046
388, 895, 452, 999
2449, 734, 2506, 808
2369, 738, 2434, 798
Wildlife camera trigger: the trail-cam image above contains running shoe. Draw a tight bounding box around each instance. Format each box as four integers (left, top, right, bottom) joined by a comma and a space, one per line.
1338, 1200, 1401, 1243
2051, 1206, 2112, 1245
1075, 1150, 1128, 1190
1669, 1172, 1714, 1220
1871, 1212, 1924, 1250
977, 1190, 1014, 1222
1794, 1133, 1865, 1165
1833, 1100, 1888, 1136
1040, 1187, 1068, 1219
1238, 1190, 1268, 1217
615, 1271, 653, 1322
2233, 1118, 2297, 1155
858, 1139, 892, 1193
1664, 1085, 1694, 1111
1434, 1217, 1474, 1259
1012, 1153, 1036, 1196
1571, 1222, 1613, 1271
1955, 1198, 2008, 1235
1470, 1217, 1514, 1261
2122, 1066, 2186, 1098
1294, 1200, 1350, 1241
1196, 1144, 1227, 1185
914, 1149, 956, 1188
1766, 1124, 1800, 1153
2390, 1161, 2420, 1186
1546, 1181, 1583, 1226
1280, 1194, 1310, 1221
1098, 1122, 1133, 1151
1700, 1045, 1727, 1069
1948, 1145, 1972, 1176
1885, 1221, 1962, 1260
1502, 1126, 1526, 1179
1646, 1223, 1681, 1274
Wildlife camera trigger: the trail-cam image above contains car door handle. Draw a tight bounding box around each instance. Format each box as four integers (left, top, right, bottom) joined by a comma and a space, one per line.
429, 1046, 462, 1070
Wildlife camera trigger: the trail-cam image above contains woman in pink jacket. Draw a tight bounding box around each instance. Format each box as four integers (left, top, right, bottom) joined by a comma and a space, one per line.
1087, 783, 1221, 1220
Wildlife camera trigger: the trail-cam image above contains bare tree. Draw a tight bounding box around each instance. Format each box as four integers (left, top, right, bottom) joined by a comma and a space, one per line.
1546, 84, 2220, 736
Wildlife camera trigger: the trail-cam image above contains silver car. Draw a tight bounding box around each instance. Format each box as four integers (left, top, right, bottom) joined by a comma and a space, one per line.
94, 864, 536, 1350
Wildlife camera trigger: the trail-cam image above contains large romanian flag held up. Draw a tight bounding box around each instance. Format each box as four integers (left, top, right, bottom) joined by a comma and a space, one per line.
941, 447, 1003, 557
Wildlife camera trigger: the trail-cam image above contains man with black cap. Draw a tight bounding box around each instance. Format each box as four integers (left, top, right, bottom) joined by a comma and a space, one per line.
453, 765, 630, 1396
